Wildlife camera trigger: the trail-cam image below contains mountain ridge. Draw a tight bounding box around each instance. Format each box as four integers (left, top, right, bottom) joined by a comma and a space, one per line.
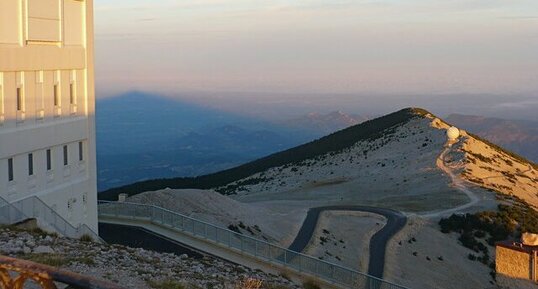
98, 107, 439, 199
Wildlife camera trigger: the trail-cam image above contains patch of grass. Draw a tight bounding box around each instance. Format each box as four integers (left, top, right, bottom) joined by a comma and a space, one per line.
79, 234, 94, 242
74, 256, 96, 266
302, 280, 321, 289
20, 253, 70, 267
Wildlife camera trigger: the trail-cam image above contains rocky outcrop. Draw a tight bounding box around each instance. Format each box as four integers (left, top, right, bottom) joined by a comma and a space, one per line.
0, 226, 298, 289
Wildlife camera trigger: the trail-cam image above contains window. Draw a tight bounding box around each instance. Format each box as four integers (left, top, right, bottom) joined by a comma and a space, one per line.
78, 141, 83, 161
28, 153, 33, 176
0, 0, 21, 45
53, 84, 59, 106
8, 158, 13, 182
63, 145, 68, 166
69, 83, 75, 105
46, 149, 52, 170
27, 0, 61, 43
0, 72, 4, 119
16, 87, 23, 111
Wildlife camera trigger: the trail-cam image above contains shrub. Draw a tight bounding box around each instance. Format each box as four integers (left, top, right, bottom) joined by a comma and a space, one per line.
20, 253, 70, 267
236, 278, 263, 289
302, 280, 321, 289
79, 234, 93, 242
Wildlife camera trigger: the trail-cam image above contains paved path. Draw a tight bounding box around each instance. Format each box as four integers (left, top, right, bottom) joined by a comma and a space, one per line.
421, 144, 480, 218
286, 206, 407, 278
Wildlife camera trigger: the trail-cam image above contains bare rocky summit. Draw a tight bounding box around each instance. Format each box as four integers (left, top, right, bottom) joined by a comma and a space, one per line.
0, 225, 298, 289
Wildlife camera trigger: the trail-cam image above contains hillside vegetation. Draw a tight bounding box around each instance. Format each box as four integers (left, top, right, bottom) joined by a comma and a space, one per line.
99, 108, 427, 200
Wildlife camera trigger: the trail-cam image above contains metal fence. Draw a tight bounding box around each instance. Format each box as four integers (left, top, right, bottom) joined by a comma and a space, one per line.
98, 201, 409, 289
1, 195, 100, 241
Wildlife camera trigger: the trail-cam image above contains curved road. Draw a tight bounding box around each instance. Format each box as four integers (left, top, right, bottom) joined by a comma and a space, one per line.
422, 144, 480, 218
286, 206, 407, 278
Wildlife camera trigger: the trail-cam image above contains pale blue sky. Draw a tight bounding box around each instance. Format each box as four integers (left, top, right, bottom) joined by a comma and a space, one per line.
94, 0, 538, 99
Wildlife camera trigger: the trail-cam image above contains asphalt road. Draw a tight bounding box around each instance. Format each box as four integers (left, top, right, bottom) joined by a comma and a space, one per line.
286, 206, 407, 278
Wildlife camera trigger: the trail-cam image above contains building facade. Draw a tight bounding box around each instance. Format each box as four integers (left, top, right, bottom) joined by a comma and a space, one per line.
0, 0, 97, 232
496, 241, 538, 289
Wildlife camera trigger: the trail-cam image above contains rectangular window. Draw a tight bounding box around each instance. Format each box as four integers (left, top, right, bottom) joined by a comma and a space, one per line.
0, 72, 4, 118
53, 84, 59, 106
46, 149, 52, 170
8, 158, 13, 182
27, 0, 61, 43
16, 87, 23, 111
78, 141, 83, 161
63, 145, 68, 166
28, 153, 33, 176
69, 83, 75, 105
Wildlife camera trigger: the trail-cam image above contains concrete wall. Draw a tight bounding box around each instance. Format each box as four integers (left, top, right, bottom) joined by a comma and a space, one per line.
0, 0, 97, 233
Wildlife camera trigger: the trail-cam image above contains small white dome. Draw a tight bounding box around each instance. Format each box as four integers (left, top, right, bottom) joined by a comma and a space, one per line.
447, 126, 460, 140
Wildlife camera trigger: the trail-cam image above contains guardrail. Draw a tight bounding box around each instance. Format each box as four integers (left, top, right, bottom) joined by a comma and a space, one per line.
98, 201, 409, 289
0, 196, 26, 225
1, 195, 101, 242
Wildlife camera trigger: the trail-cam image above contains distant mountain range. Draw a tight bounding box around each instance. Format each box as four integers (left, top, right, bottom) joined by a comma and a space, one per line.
99, 107, 537, 204
446, 114, 538, 163
96, 92, 366, 191
280, 111, 370, 135
97, 92, 537, 193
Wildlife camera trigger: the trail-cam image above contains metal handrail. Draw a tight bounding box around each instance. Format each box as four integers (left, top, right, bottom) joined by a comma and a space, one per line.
0, 195, 27, 225
0, 255, 126, 289
98, 200, 410, 289
1, 195, 101, 242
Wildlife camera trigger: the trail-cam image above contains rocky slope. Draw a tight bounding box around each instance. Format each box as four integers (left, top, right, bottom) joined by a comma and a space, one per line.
446, 114, 538, 163
0, 225, 298, 289
217, 109, 537, 212
127, 189, 305, 245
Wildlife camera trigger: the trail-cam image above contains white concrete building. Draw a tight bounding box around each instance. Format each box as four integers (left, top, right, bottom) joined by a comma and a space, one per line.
0, 0, 97, 233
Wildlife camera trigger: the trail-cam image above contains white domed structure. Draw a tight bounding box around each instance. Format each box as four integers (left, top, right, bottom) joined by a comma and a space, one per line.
447, 126, 460, 141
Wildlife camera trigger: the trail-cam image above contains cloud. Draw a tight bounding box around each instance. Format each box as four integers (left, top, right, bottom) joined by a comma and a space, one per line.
499, 16, 538, 20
